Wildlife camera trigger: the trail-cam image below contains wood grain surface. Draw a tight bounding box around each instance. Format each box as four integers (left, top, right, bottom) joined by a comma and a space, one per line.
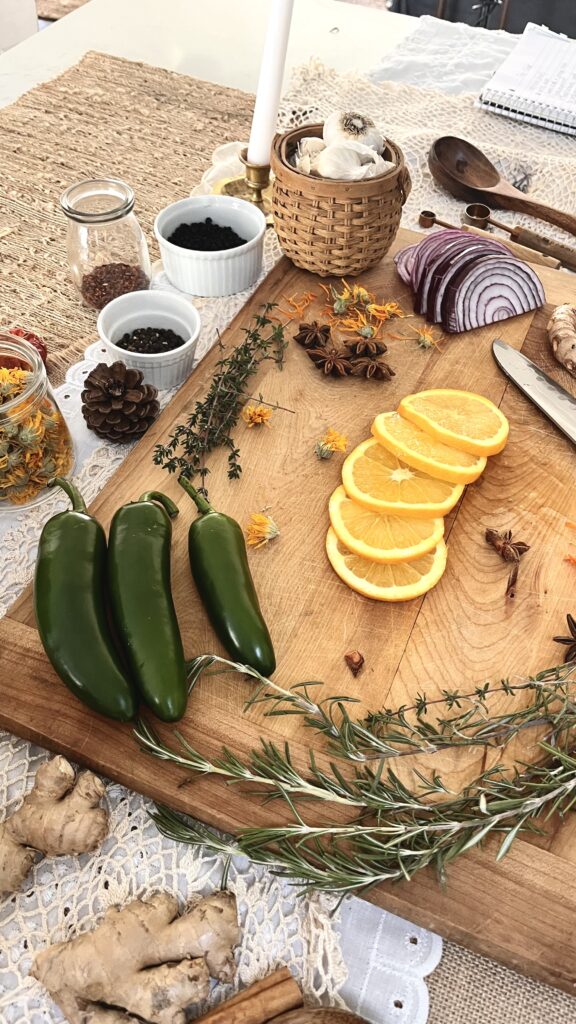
2, 228, 576, 993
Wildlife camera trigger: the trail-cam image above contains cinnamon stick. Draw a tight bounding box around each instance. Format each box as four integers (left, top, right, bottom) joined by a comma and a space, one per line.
195, 967, 303, 1024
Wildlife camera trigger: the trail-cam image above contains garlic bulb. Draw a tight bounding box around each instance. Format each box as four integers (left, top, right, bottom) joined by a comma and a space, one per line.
313, 143, 363, 180
323, 111, 384, 154
313, 141, 395, 181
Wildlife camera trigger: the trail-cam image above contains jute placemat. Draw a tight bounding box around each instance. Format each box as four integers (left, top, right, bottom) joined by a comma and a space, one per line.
429, 940, 576, 1023
0, 51, 254, 384
36, 0, 88, 21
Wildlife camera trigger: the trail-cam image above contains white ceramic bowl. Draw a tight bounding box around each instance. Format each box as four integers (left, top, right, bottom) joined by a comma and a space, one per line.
97, 290, 201, 390
154, 195, 266, 297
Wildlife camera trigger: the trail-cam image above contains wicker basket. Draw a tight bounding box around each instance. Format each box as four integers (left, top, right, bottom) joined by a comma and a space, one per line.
270, 123, 411, 278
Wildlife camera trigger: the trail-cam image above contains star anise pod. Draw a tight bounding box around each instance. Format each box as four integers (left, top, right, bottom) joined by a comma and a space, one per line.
553, 613, 576, 664
294, 320, 331, 349
307, 347, 353, 377
346, 338, 387, 357
485, 528, 530, 563
350, 355, 395, 381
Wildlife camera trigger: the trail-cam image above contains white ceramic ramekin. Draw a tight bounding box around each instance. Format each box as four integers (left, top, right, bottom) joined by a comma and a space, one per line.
97, 289, 201, 390
154, 195, 266, 297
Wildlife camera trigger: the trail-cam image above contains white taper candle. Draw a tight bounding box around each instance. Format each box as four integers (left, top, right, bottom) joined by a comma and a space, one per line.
247, 0, 295, 167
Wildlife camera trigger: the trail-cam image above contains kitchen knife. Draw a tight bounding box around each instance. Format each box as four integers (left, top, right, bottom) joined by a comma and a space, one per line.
492, 339, 576, 446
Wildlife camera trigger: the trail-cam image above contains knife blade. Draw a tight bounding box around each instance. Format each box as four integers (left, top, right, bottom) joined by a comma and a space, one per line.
492, 339, 576, 446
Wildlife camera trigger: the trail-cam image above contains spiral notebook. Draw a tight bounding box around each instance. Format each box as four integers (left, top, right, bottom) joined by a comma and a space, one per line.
478, 23, 576, 136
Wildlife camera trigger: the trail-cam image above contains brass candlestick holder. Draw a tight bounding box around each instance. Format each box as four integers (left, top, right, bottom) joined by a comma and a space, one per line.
215, 147, 274, 223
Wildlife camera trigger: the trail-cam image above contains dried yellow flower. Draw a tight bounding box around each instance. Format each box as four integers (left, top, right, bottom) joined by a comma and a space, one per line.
413, 325, 442, 350
315, 428, 348, 460
242, 404, 273, 428
245, 512, 280, 548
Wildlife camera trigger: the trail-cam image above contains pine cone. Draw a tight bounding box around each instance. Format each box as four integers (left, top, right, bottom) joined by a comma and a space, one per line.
81, 361, 159, 442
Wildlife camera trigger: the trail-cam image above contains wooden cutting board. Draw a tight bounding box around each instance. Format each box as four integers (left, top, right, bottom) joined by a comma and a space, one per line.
2, 228, 576, 994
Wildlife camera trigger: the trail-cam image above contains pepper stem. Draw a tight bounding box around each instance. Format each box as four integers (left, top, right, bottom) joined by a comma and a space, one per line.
178, 475, 214, 515
139, 491, 179, 519
48, 477, 86, 512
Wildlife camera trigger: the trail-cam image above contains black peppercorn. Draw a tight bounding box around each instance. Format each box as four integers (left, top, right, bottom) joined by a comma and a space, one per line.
167, 217, 247, 252
116, 327, 186, 355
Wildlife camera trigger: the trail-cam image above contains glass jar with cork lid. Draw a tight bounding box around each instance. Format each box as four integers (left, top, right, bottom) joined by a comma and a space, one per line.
61, 178, 151, 310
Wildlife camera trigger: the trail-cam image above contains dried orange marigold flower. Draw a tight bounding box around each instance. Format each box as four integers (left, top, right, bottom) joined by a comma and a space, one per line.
315, 428, 348, 460
242, 404, 272, 428
245, 512, 280, 548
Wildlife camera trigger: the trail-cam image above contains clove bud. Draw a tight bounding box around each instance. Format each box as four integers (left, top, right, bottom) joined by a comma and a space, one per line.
344, 650, 365, 677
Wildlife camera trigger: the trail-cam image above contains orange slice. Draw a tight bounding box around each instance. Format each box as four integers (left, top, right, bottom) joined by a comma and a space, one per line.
342, 439, 464, 519
329, 485, 444, 563
371, 412, 486, 484
398, 389, 509, 456
326, 527, 448, 602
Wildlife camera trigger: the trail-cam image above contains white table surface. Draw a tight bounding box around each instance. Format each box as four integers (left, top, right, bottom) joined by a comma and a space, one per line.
0, 0, 416, 108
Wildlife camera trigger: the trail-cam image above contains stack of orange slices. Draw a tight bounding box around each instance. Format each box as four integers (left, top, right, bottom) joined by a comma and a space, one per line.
326, 389, 509, 601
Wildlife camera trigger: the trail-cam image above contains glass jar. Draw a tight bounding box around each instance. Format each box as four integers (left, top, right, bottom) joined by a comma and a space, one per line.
0, 334, 73, 509
60, 178, 151, 309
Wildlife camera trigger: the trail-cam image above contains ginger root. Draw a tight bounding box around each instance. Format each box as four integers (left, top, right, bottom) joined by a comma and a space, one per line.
0, 755, 108, 895
31, 890, 240, 1024
547, 303, 576, 376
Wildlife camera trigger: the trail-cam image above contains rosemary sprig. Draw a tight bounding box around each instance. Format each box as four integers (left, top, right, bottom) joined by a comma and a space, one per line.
148, 741, 576, 895
136, 657, 576, 896
154, 305, 286, 493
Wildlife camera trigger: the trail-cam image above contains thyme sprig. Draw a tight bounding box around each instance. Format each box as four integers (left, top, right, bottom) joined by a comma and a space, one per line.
136, 658, 576, 896
184, 654, 576, 762
154, 305, 286, 493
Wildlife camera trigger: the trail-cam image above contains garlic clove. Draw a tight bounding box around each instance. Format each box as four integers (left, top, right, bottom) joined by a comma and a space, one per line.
295, 152, 313, 174
298, 136, 326, 158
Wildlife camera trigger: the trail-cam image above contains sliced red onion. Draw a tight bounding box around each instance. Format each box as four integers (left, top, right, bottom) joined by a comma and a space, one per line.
410, 229, 471, 291
394, 245, 417, 285
442, 254, 545, 333
425, 238, 510, 323
416, 236, 508, 318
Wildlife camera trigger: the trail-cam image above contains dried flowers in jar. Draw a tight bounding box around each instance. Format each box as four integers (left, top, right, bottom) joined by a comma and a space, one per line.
61, 178, 151, 309
0, 334, 73, 507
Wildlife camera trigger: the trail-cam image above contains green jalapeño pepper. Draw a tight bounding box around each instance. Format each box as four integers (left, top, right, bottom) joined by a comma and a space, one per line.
34, 478, 136, 721
179, 477, 276, 677
108, 491, 187, 722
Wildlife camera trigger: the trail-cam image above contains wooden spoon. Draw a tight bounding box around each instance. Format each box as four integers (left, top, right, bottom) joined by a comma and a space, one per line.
428, 136, 576, 236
